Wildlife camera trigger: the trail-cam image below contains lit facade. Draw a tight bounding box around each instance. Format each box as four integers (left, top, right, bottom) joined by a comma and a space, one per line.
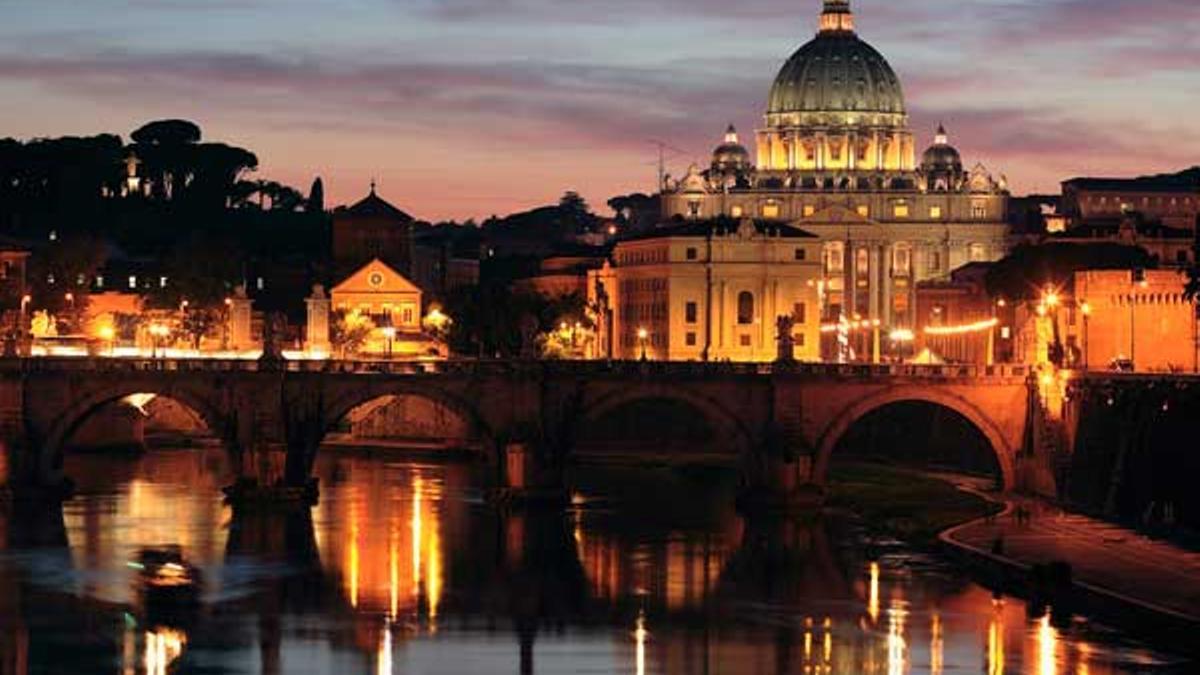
660, 0, 1009, 330
1071, 270, 1199, 373
588, 219, 822, 362
332, 259, 439, 358
1062, 170, 1200, 231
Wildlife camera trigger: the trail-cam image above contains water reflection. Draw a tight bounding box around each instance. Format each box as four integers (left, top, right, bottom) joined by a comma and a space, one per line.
0, 449, 1189, 673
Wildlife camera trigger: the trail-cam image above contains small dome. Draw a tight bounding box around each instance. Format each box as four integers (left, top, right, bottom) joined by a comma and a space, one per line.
712, 124, 750, 171
921, 124, 962, 171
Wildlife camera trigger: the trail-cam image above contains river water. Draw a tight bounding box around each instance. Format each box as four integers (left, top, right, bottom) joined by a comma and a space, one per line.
0, 447, 1190, 674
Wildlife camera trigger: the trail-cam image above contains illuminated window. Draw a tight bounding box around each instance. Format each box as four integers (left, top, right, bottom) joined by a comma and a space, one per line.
856, 248, 870, 276
928, 250, 942, 275
803, 204, 816, 217
737, 292, 755, 325
128, 276, 137, 289
95, 275, 104, 288
968, 243, 988, 262
972, 202, 988, 219
160, 276, 168, 288
762, 202, 781, 219
256, 277, 265, 291
687, 200, 701, 217
402, 308, 414, 324
929, 205, 943, 219
730, 205, 744, 218
893, 203, 910, 218
857, 205, 870, 217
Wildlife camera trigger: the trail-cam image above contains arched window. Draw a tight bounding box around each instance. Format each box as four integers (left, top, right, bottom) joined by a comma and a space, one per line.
737, 292, 755, 325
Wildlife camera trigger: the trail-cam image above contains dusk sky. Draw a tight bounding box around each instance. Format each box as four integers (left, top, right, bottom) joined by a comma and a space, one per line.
2, 0, 1198, 221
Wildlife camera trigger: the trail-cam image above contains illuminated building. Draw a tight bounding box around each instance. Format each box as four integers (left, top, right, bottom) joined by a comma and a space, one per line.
913, 263, 1008, 365
1062, 168, 1200, 231
332, 259, 444, 358
1071, 269, 1198, 373
333, 185, 416, 279
588, 218, 822, 362
659, 0, 1009, 330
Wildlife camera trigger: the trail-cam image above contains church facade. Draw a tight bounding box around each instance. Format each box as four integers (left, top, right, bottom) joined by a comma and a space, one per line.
659, 0, 1010, 329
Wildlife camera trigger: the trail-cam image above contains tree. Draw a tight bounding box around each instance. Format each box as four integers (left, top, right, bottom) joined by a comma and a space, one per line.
985, 242, 1156, 301
26, 232, 108, 333
180, 308, 219, 350
307, 177, 325, 213
130, 119, 202, 146
330, 309, 375, 358
143, 232, 243, 310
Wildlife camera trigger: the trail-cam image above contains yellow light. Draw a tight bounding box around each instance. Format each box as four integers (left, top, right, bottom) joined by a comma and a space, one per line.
1036, 304, 1047, 317
1080, 301, 1092, 317
996, 298, 1007, 308
1045, 290, 1060, 308
381, 326, 396, 339
98, 325, 115, 341
634, 610, 648, 675
868, 562, 880, 623
889, 329, 915, 342
1040, 373, 1054, 387
637, 328, 648, 340
923, 318, 998, 336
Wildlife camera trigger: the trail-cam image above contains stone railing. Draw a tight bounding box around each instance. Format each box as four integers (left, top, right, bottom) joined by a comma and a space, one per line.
1, 357, 1032, 381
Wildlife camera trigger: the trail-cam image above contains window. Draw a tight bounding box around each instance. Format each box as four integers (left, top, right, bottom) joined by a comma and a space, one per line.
857, 205, 870, 218
930, 205, 943, 219
793, 302, 807, 324
688, 200, 701, 217
95, 275, 104, 288
893, 203, 910, 218
730, 205, 744, 218
855, 248, 870, 276
402, 308, 414, 324
686, 247, 698, 261
824, 242, 845, 274
685, 301, 698, 324
794, 248, 807, 261
928, 250, 942, 275
160, 276, 169, 288
762, 202, 781, 219
796, 332, 806, 347
128, 275, 137, 289
892, 244, 912, 276
968, 243, 987, 262
971, 201, 987, 219
686, 332, 697, 347
737, 291, 754, 325
256, 277, 265, 291
803, 204, 816, 217
739, 334, 752, 347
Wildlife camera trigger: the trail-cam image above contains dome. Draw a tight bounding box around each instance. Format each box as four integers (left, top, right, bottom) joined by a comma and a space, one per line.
712, 124, 750, 171
767, 1, 906, 120
921, 124, 962, 171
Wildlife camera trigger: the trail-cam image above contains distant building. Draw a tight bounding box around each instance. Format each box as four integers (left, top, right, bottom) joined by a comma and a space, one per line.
512, 247, 608, 299
1052, 213, 1196, 269
658, 0, 1010, 330
587, 218, 822, 362
1062, 168, 1200, 231
913, 263, 1007, 365
332, 185, 415, 279
412, 226, 482, 301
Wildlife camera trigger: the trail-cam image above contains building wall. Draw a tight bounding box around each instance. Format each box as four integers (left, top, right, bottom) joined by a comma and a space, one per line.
1073, 270, 1199, 373
662, 190, 1006, 225
333, 214, 415, 278
1064, 187, 1200, 230
592, 234, 822, 362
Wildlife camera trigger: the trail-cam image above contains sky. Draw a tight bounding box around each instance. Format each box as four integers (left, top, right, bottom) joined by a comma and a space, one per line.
1, 0, 1198, 221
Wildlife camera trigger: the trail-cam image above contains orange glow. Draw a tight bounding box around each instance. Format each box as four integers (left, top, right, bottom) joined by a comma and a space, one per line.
634, 610, 648, 675
887, 600, 907, 675
143, 628, 186, 675
923, 318, 998, 336
867, 562, 880, 623
1038, 614, 1058, 675
988, 599, 1005, 675
930, 613, 943, 675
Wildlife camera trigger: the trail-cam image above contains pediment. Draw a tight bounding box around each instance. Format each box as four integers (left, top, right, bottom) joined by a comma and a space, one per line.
332, 258, 421, 295
805, 204, 874, 224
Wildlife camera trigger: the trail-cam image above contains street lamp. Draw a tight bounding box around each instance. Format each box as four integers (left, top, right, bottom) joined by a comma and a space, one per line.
149, 323, 170, 359
637, 327, 649, 361
381, 325, 396, 359
1079, 300, 1092, 370
98, 325, 115, 356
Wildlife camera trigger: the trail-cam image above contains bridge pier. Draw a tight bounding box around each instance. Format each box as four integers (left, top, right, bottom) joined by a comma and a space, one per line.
495, 440, 569, 508
739, 452, 825, 515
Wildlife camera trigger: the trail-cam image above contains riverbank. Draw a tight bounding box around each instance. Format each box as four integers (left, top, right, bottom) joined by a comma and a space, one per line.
940, 489, 1200, 656
825, 463, 1002, 543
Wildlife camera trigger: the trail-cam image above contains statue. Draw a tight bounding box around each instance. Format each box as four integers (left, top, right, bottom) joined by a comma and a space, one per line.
259, 312, 286, 367
775, 315, 796, 364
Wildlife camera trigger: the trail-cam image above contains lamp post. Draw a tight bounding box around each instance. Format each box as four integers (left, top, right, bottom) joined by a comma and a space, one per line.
99, 325, 115, 357
381, 325, 396, 360
637, 327, 649, 361
1079, 300, 1091, 371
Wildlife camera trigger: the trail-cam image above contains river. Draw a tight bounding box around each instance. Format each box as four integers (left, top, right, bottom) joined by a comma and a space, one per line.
0, 447, 1190, 674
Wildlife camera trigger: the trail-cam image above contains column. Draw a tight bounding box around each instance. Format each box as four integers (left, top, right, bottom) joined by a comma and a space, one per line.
869, 244, 882, 321
719, 281, 728, 349
846, 241, 857, 319
304, 285, 331, 357
882, 245, 894, 327
816, 133, 825, 171
848, 132, 857, 171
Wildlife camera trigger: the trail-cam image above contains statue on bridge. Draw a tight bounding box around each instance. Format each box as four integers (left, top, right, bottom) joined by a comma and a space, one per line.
775, 314, 796, 364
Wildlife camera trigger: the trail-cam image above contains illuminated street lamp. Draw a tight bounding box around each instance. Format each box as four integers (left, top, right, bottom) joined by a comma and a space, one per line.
98, 325, 116, 356
637, 327, 649, 361
381, 325, 396, 359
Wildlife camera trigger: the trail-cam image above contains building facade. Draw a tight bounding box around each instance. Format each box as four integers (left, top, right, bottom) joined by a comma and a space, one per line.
332, 186, 415, 279
1062, 169, 1200, 231
1072, 269, 1198, 373
331, 259, 439, 358
660, 0, 1009, 331
588, 218, 822, 362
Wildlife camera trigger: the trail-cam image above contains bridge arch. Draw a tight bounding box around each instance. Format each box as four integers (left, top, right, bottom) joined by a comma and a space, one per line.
574, 384, 757, 464
321, 383, 498, 460
812, 386, 1015, 490
40, 383, 232, 482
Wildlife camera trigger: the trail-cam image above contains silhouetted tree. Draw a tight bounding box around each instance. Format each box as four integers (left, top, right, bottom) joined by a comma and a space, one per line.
307, 177, 325, 213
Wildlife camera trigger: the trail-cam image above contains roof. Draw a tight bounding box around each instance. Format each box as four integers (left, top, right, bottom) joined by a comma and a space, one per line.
340, 189, 414, 221
620, 218, 818, 243
331, 258, 421, 296
1063, 167, 1200, 193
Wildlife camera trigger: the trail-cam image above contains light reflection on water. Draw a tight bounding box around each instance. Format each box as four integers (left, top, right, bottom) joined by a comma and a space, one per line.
0, 447, 1190, 674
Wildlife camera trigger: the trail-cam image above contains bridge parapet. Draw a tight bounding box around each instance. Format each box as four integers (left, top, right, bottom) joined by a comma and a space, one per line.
0, 357, 1032, 382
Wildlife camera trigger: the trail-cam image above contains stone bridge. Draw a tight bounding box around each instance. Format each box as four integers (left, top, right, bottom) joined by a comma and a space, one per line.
0, 359, 1039, 508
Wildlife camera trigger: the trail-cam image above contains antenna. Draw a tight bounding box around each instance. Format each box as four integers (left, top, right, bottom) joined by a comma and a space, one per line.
647, 139, 690, 191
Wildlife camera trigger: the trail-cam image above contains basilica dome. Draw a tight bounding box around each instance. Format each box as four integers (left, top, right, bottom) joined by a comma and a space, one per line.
766, 0, 905, 122
712, 124, 751, 171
